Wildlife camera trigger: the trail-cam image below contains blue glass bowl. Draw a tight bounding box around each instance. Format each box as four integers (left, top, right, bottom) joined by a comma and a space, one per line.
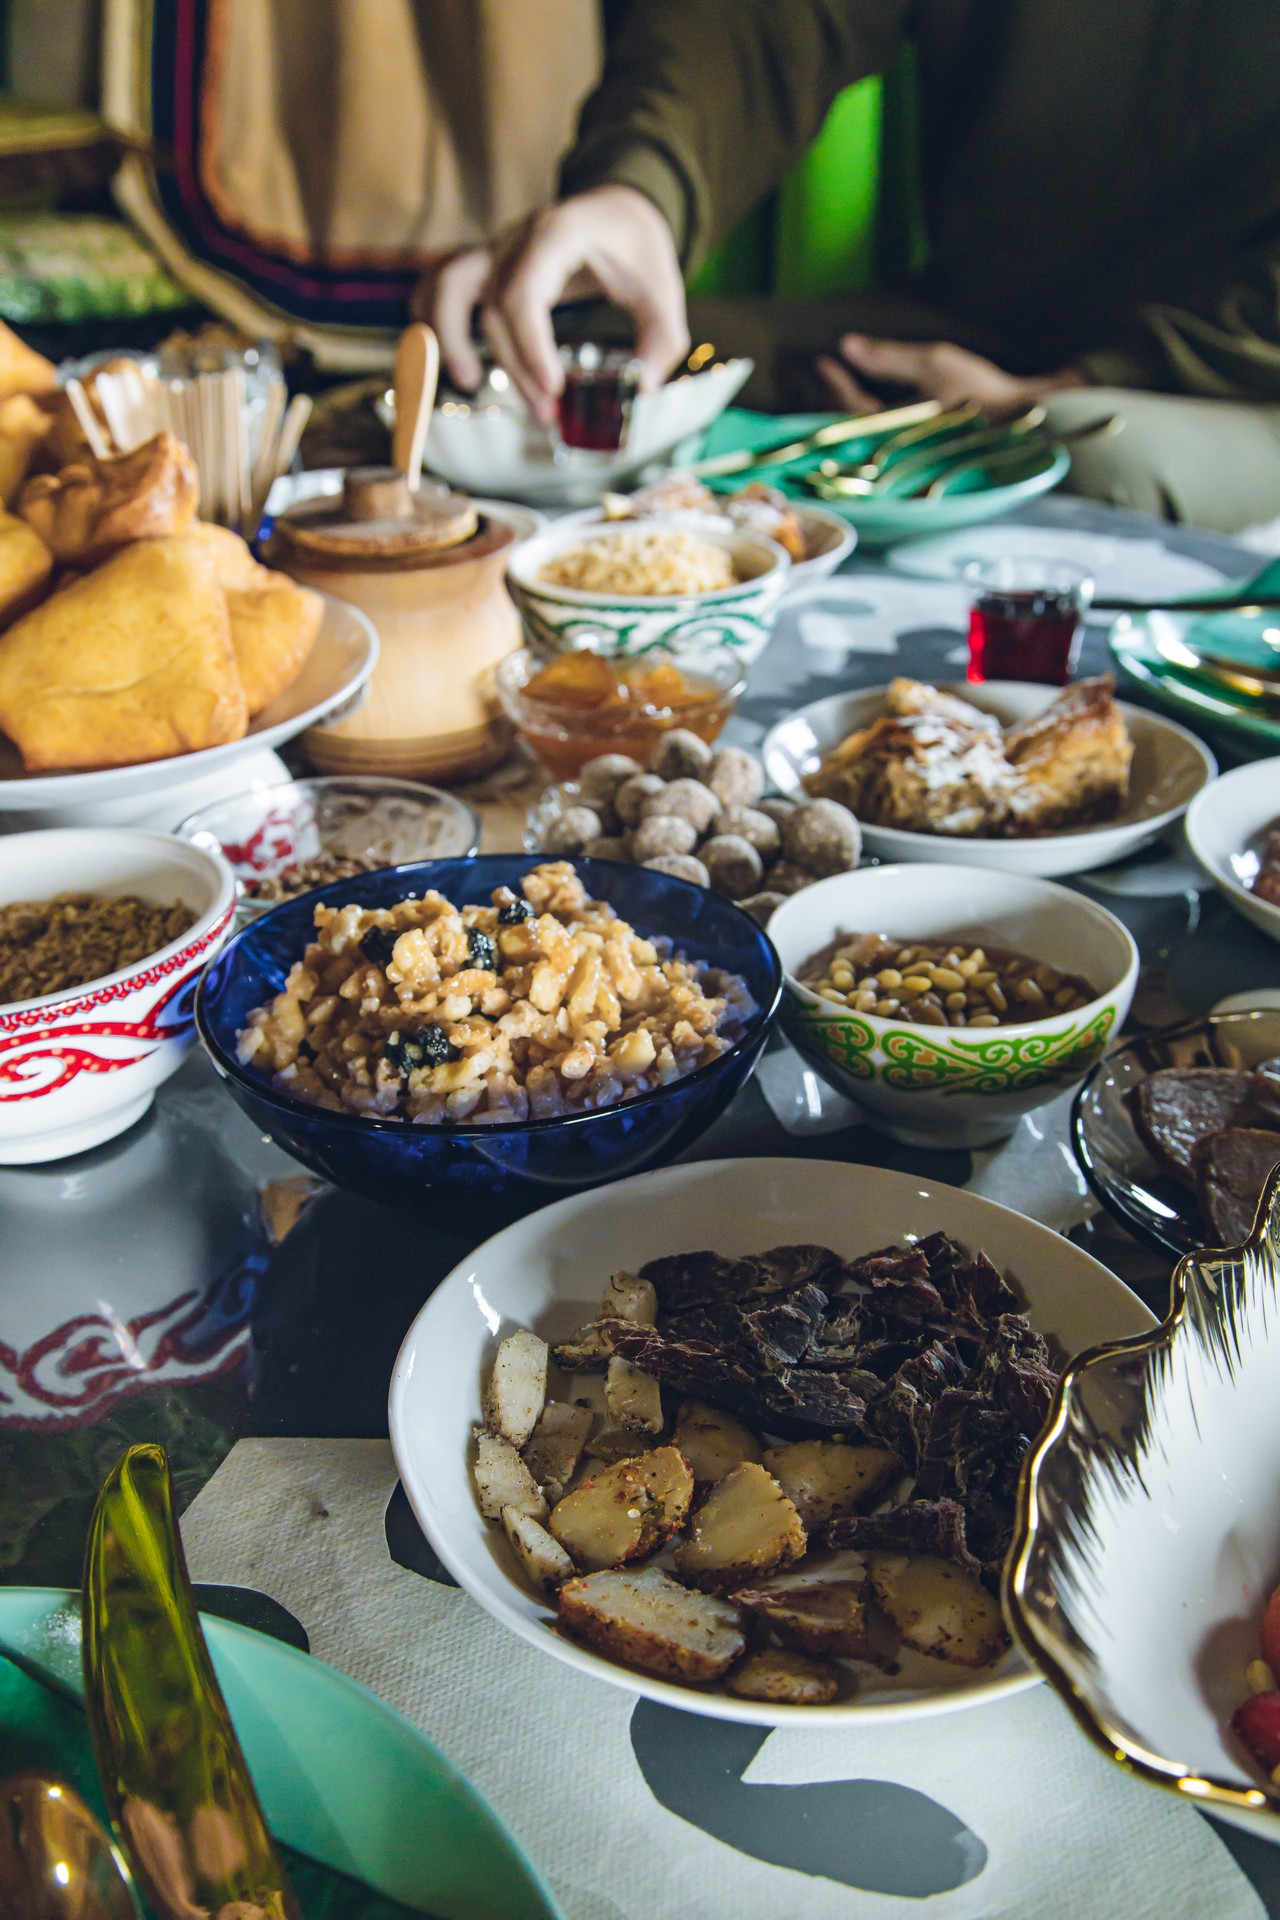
195, 855, 782, 1213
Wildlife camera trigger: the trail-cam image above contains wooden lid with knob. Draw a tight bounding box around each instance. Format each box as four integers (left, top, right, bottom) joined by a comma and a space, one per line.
271, 465, 504, 569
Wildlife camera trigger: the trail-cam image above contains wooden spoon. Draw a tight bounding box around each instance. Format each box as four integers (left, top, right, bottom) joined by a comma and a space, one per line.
391, 320, 440, 493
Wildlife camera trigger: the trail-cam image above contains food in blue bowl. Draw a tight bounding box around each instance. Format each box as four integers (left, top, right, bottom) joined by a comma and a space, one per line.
196, 855, 781, 1211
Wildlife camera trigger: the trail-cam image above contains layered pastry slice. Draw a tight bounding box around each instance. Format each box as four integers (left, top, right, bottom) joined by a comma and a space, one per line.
804, 677, 1014, 836
1003, 674, 1133, 833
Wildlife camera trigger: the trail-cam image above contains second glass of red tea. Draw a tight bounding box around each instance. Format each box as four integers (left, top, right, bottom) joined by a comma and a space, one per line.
964, 556, 1094, 685
556, 344, 641, 456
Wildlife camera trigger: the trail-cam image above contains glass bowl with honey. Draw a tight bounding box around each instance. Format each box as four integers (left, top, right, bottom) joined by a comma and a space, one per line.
494, 646, 746, 780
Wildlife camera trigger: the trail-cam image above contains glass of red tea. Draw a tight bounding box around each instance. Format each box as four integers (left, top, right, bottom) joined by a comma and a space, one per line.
964, 556, 1094, 685
556, 343, 642, 456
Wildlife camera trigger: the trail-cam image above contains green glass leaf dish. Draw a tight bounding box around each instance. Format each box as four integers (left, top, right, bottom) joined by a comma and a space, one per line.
0, 1585, 563, 1920
1110, 608, 1280, 754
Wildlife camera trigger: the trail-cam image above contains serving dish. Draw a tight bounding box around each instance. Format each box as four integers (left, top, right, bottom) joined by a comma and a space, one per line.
386, 357, 753, 506
762, 680, 1215, 878
389, 1155, 1154, 1725
1185, 759, 1280, 948
1006, 1169, 1280, 1845
769, 864, 1138, 1148
801, 442, 1069, 549
1072, 1006, 1280, 1261
0, 1585, 563, 1918
177, 775, 480, 923
555, 500, 855, 592
505, 516, 791, 668
1111, 609, 1280, 755
195, 854, 781, 1211
0, 592, 378, 815
0, 827, 234, 1164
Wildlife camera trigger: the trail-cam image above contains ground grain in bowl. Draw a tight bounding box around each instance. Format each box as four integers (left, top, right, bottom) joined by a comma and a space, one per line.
539, 528, 736, 597
0, 893, 195, 1004
236, 861, 755, 1125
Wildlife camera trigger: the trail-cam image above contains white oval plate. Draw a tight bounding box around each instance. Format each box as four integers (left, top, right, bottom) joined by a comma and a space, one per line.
0, 593, 378, 811
389, 1156, 1153, 1726
1185, 757, 1280, 947
762, 681, 1216, 877
885, 525, 1231, 599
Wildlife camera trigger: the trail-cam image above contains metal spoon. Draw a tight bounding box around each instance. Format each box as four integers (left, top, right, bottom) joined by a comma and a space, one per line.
0, 1772, 142, 1919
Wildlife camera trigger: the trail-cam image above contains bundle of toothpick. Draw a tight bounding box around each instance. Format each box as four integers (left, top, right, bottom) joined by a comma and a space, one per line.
65, 362, 311, 537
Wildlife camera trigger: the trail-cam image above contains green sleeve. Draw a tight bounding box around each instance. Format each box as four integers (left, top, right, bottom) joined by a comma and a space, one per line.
558, 0, 910, 275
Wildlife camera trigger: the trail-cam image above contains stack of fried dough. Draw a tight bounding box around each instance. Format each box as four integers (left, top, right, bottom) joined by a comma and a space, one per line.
0, 323, 323, 773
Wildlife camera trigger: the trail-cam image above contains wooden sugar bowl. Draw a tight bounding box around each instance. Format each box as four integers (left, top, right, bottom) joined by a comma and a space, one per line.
269, 466, 525, 781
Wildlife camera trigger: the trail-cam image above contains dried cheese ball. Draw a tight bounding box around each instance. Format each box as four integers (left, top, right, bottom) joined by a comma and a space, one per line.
614, 772, 667, 827
718, 805, 781, 858
584, 835, 630, 860
763, 859, 812, 897
758, 796, 797, 827
542, 804, 604, 856
641, 777, 721, 835
708, 745, 765, 809
643, 852, 711, 888
780, 798, 861, 877
578, 753, 644, 804
701, 833, 764, 900
738, 890, 786, 928
649, 727, 713, 781
630, 814, 699, 862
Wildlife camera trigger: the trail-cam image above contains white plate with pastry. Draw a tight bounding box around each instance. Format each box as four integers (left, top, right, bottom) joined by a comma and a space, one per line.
762, 676, 1215, 878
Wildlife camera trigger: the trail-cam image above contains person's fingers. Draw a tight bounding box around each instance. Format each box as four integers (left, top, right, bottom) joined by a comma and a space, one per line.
479, 299, 552, 420
815, 354, 879, 412
838, 333, 933, 389
421, 248, 491, 390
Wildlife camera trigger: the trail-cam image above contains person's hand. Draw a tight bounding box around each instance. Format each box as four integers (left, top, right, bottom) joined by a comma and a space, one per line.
815, 334, 1088, 416
414, 185, 689, 421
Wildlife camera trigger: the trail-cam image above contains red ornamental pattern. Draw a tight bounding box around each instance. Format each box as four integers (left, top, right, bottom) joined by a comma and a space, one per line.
0, 907, 232, 1100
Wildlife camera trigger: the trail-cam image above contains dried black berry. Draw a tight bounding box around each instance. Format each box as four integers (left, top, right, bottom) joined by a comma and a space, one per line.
384, 1022, 458, 1080
497, 896, 533, 924
360, 924, 399, 969
467, 927, 498, 970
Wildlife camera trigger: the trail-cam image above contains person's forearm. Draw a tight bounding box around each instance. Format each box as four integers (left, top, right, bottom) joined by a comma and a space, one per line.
1077, 256, 1280, 401
559, 0, 910, 274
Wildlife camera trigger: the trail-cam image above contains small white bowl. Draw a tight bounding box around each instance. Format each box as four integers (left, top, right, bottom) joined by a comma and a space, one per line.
0, 829, 235, 1163
553, 501, 855, 594
768, 864, 1139, 1148
389, 1155, 1154, 1726
506, 514, 791, 667
1185, 757, 1280, 947
762, 681, 1216, 878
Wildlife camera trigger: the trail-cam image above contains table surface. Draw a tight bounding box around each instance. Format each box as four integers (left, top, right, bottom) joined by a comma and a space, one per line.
5, 491, 1280, 1911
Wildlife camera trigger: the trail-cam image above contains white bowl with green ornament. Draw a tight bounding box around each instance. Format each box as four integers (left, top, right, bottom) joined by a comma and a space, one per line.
505, 514, 791, 667
769, 863, 1138, 1149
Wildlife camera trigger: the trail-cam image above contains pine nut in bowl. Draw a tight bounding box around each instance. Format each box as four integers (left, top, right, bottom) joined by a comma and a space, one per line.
768, 864, 1138, 1149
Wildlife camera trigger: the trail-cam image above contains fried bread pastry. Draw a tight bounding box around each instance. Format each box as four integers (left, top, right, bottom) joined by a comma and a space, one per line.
0, 394, 53, 504
0, 320, 55, 402
17, 431, 199, 567
1004, 674, 1132, 831
0, 508, 53, 627
183, 522, 323, 713
805, 679, 1013, 835
0, 535, 248, 770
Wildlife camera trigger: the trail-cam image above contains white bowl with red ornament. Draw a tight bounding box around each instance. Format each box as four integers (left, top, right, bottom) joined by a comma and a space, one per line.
0, 828, 235, 1164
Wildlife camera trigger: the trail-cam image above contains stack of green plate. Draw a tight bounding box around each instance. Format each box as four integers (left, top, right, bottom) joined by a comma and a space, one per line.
1110, 605, 1280, 756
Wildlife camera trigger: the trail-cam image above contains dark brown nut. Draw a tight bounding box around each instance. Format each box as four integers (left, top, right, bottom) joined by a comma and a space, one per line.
762, 859, 811, 897
780, 798, 862, 877
583, 835, 630, 861
701, 833, 764, 900
615, 772, 667, 827
738, 890, 786, 928
641, 777, 720, 836
649, 728, 713, 781
717, 805, 781, 858
643, 853, 711, 888
707, 745, 765, 809
630, 814, 699, 862
758, 796, 797, 826
542, 805, 604, 856
577, 753, 644, 804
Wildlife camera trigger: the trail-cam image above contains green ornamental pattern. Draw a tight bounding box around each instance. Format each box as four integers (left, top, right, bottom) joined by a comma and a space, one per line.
513, 587, 774, 659
798, 1002, 1116, 1094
